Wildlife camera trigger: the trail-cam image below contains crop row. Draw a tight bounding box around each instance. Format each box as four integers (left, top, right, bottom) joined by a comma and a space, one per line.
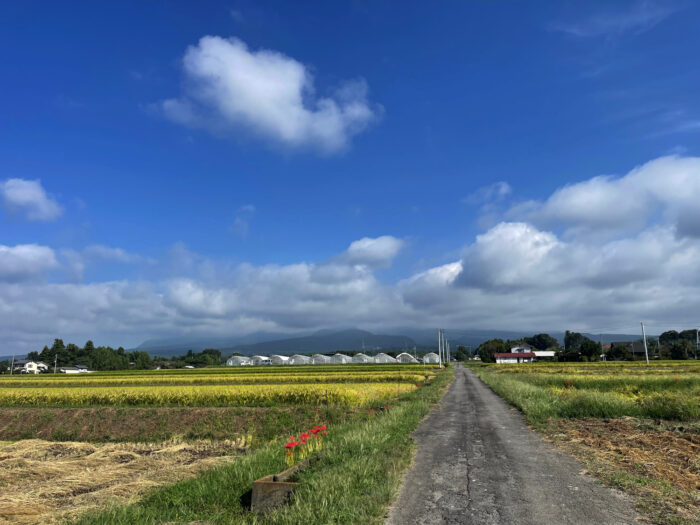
0, 371, 433, 388
0, 364, 438, 380
0, 383, 417, 407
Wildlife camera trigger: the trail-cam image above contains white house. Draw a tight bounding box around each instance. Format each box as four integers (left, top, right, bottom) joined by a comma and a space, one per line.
422, 352, 440, 364
495, 352, 535, 364
269, 355, 290, 366
14, 360, 49, 374
396, 352, 419, 364
226, 355, 251, 366
251, 355, 271, 366
330, 353, 351, 364
311, 354, 331, 365
352, 353, 374, 364
289, 354, 311, 365
374, 353, 397, 363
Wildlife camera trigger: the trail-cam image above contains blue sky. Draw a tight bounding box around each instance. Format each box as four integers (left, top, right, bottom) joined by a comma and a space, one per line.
2, 1, 700, 352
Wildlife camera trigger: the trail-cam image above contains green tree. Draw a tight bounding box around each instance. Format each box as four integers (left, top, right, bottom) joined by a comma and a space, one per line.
477, 339, 507, 363
659, 330, 679, 345
670, 340, 691, 360
455, 345, 471, 361
524, 333, 558, 351
580, 339, 601, 361
564, 331, 584, 352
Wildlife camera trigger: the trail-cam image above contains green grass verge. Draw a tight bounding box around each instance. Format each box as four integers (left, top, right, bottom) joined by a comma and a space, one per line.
465, 362, 700, 424
72, 367, 454, 524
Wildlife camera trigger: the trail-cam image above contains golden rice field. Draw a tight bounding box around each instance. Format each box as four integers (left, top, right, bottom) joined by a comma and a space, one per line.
0, 364, 431, 407
0, 371, 431, 388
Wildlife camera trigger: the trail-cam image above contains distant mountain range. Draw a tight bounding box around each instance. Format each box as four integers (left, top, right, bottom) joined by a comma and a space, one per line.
134, 327, 645, 358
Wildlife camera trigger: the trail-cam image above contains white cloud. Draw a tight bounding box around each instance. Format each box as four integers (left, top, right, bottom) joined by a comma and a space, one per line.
83, 245, 149, 264
341, 236, 404, 268
0, 179, 63, 221
230, 204, 256, 238
552, 2, 677, 38
4, 157, 700, 353
463, 181, 512, 204
160, 36, 379, 153
0, 244, 57, 282
509, 156, 700, 239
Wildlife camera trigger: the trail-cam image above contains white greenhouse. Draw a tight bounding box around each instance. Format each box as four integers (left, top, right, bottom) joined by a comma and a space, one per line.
226, 355, 251, 366
289, 354, 312, 365
352, 353, 374, 364
396, 352, 419, 364
330, 353, 351, 364
422, 352, 440, 364
251, 355, 271, 366
312, 354, 331, 365
374, 352, 397, 364
270, 355, 290, 366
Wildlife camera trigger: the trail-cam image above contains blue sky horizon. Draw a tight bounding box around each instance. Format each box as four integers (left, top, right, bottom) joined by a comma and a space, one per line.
2, 1, 700, 352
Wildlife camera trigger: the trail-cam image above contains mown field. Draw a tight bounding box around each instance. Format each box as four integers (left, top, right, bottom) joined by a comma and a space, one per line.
467, 360, 700, 525
0, 363, 449, 524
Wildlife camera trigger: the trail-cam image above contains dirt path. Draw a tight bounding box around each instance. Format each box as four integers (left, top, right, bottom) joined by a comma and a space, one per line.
387, 365, 639, 525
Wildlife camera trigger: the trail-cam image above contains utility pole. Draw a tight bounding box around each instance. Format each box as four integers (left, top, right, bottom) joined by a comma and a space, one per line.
437, 329, 442, 368
696, 328, 699, 360
10, 355, 14, 375
641, 322, 650, 365
54, 355, 58, 374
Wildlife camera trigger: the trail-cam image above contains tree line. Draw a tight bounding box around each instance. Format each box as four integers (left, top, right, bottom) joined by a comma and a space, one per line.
473, 329, 698, 363
1, 339, 229, 373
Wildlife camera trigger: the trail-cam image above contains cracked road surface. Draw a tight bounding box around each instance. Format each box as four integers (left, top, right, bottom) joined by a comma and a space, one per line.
387, 365, 639, 525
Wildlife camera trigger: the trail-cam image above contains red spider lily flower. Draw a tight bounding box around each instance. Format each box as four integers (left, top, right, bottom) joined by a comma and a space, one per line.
288, 436, 296, 440
318, 425, 326, 431
416, 384, 422, 387
322, 431, 327, 435
674, 378, 680, 382
285, 441, 299, 449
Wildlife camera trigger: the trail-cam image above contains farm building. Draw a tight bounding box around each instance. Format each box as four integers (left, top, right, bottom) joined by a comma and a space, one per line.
495, 352, 535, 364
374, 353, 397, 363
289, 354, 311, 365
12, 360, 49, 374
311, 354, 331, 365
331, 353, 351, 364
396, 352, 419, 364
533, 351, 556, 359
352, 353, 374, 364
251, 355, 271, 366
226, 355, 251, 366
270, 355, 290, 366
422, 352, 440, 364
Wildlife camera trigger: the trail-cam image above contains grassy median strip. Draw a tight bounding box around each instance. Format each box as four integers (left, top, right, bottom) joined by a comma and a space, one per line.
72, 367, 454, 524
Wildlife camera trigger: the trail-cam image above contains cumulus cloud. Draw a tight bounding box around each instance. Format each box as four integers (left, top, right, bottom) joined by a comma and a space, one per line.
5, 157, 700, 353
510, 156, 700, 239
340, 236, 404, 268
0, 244, 57, 282
159, 36, 379, 153
0, 179, 63, 221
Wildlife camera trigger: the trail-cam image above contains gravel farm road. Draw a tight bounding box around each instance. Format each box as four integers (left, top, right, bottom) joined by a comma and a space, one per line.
387, 364, 640, 525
